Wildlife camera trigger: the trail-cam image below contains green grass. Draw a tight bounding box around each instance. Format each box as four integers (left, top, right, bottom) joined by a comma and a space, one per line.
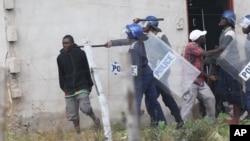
4, 113, 250, 141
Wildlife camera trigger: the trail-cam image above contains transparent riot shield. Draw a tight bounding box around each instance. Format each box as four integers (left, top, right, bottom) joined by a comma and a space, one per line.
216, 35, 250, 86
144, 32, 201, 97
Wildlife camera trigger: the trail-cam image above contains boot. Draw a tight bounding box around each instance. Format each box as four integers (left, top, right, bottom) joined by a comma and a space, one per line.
89, 111, 101, 132
73, 119, 81, 134
94, 117, 101, 132
174, 114, 184, 129
224, 104, 240, 124
150, 117, 157, 127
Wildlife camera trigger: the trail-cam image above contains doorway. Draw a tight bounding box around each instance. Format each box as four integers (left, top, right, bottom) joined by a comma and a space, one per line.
187, 0, 234, 50
187, 0, 234, 92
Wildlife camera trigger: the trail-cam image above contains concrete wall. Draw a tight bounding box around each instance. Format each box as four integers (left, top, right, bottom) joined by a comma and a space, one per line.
234, 0, 250, 35
0, 68, 7, 141
0, 1, 7, 67
1, 0, 249, 133
1, 0, 188, 133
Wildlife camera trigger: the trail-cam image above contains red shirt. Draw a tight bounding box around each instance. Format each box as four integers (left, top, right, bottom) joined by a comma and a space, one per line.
184, 42, 204, 86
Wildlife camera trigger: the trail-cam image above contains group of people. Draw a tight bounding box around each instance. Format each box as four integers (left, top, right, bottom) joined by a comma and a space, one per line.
105, 16, 184, 128
56, 10, 250, 134
191, 10, 250, 125
178, 10, 250, 124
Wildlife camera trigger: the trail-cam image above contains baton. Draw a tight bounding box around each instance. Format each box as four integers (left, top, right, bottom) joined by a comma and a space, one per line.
139, 18, 164, 21
77, 44, 106, 48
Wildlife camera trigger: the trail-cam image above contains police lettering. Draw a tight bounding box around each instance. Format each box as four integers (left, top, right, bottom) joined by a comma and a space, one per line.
239, 62, 250, 81
155, 56, 174, 76
154, 52, 176, 79
111, 62, 121, 75
112, 64, 120, 72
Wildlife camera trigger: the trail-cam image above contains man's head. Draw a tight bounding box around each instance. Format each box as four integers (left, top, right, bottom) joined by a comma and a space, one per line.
142, 16, 161, 33
62, 35, 75, 52
239, 15, 250, 34
219, 10, 236, 28
189, 29, 207, 45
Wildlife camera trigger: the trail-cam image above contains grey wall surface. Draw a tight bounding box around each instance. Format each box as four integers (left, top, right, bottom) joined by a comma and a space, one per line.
1, 0, 250, 133
234, 0, 250, 34
0, 1, 7, 67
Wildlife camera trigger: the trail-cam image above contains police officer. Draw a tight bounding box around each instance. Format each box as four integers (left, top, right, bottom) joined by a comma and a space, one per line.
125, 23, 167, 126
139, 16, 184, 128
239, 14, 250, 119
105, 16, 184, 128
206, 10, 245, 123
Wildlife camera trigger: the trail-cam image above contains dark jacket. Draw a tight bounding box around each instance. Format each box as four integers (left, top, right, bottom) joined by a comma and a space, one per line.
57, 46, 93, 94
128, 40, 152, 76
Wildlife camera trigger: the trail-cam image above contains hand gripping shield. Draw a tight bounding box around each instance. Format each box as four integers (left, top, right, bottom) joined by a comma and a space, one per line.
144, 32, 200, 97
217, 35, 250, 85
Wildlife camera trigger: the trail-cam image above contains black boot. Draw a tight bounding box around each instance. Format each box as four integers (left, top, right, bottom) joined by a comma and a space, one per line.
174, 114, 184, 129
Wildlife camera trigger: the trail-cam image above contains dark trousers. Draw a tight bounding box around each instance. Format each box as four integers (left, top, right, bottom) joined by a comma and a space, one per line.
245, 91, 250, 112
134, 74, 167, 125
216, 68, 245, 110
145, 78, 181, 121
156, 79, 180, 117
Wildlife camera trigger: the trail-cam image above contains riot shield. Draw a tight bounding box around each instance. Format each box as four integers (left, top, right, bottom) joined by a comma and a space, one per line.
144, 32, 201, 97
216, 35, 250, 85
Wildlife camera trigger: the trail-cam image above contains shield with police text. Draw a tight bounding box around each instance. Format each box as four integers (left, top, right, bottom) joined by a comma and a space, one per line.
144, 32, 201, 97
216, 35, 250, 86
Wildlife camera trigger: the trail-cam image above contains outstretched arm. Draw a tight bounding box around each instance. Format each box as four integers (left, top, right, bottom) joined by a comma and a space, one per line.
104, 39, 130, 48
202, 46, 224, 57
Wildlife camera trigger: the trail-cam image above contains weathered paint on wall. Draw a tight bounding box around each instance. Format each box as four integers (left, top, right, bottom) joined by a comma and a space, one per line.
0, 68, 7, 141
0, 1, 7, 68
234, 0, 250, 34
1, 0, 250, 133
1, 0, 188, 132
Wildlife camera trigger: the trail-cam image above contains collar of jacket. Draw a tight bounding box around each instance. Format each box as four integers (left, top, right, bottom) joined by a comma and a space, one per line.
60, 45, 80, 53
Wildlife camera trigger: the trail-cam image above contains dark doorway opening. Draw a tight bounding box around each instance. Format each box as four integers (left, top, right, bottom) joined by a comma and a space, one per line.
187, 0, 234, 50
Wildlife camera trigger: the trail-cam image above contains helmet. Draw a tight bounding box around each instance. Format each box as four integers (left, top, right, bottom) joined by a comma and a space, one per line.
126, 23, 143, 39
221, 10, 236, 26
239, 15, 250, 28
144, 15, 159, 27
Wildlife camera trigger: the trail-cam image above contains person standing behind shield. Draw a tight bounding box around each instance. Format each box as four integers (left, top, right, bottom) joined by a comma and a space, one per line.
238, 14, 250, 119
104, 16, 184, 128
136, 16, 184, 128
213, 11, 245, 123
